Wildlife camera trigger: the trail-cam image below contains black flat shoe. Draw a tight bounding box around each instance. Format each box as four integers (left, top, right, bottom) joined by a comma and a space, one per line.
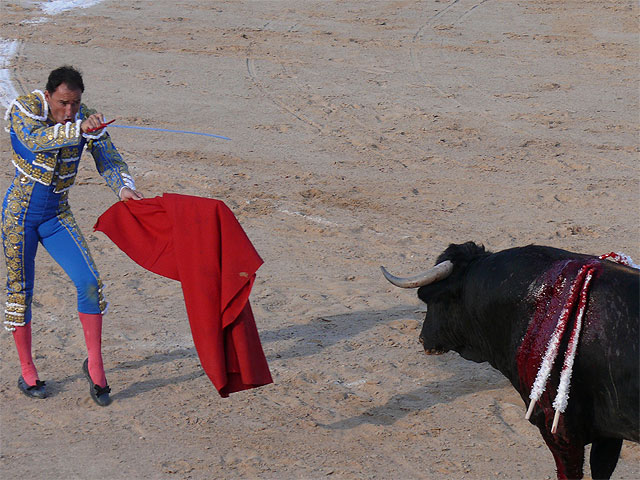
82, 358, 112, 407
18, 376, 47, 399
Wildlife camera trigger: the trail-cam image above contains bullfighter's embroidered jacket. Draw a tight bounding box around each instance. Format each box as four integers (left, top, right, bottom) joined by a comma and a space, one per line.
6, 90, 135, 195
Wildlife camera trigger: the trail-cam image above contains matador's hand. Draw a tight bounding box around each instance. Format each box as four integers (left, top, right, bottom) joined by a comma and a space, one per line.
81, 113, 105, 133
119, 187, 144, 201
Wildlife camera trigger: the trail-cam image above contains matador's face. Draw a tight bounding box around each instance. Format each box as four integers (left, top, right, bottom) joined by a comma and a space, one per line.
45, 83, 82, 125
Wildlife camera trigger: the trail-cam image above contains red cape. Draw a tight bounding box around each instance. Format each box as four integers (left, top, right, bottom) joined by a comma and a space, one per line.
94, 193, 273, 397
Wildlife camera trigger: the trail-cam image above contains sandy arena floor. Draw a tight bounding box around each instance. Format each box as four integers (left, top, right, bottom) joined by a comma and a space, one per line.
0, 1, 638, 478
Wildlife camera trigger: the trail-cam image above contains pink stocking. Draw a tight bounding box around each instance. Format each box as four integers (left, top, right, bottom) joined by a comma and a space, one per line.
78, 312, 107, 388
12, 322, 39, 386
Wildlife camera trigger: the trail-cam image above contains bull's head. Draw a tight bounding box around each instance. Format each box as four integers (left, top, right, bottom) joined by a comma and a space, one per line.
382, 242, 487, 360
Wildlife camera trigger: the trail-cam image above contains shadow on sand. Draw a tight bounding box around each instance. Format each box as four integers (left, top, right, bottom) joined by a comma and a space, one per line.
261, 305, 420, 361
321, 354, 510, 431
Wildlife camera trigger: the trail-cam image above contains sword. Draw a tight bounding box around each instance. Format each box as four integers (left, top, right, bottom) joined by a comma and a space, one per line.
86, 119, 231, 140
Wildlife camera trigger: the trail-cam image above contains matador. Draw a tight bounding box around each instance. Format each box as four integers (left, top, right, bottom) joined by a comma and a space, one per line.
2, 65, 143, 406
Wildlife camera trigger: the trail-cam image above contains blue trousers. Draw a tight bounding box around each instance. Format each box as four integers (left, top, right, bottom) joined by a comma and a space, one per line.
2, 174, 106, 329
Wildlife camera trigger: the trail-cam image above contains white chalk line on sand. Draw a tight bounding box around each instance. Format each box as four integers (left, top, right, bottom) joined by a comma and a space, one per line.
277, 207, 412, 242
20, 17, 48, 25
279, 209, 341, 228
0, 39, 20, 109
39, 0, 105, 15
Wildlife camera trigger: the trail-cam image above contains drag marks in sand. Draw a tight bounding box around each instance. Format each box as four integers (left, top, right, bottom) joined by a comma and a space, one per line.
244, 21, 437, 167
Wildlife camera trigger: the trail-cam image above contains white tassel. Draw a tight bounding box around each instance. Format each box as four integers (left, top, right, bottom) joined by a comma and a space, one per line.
121, 172, 136, 189
525, 280, 578, 419
3, 100, 15, 121
82, 129, 107, 140
550, 270, 593, 433
11, 159, 49, 185
33, 90, 49, 119
3, 319, 26, 332
4, 90, 49, 122
609, 253, 639, 270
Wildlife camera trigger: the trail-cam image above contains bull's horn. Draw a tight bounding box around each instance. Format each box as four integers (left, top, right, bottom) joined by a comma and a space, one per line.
380, 260, 453, 288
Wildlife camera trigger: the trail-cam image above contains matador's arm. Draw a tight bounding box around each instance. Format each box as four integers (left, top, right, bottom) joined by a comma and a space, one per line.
84, 107, 136, 199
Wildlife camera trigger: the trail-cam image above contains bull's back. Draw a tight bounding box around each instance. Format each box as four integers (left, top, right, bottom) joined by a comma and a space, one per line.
465, 246, 638, 441
574, 263, 639, 441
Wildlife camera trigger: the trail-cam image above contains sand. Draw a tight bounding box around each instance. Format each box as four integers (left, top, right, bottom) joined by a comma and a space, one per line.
0, 0, 638, 478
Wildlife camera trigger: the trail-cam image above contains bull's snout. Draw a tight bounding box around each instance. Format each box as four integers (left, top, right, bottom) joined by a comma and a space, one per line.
419, 334, 446, 355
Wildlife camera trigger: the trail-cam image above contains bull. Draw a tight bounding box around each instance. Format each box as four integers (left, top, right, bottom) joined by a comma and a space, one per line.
381, 242, 639, 480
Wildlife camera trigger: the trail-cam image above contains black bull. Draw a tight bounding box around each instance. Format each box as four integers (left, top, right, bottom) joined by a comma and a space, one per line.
382, 242, 639, 480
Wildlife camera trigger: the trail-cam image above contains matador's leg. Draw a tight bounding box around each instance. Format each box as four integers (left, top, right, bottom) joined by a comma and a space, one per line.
40, 210, 108, 388
2, 178, 40, 387
2, 179, 38, 330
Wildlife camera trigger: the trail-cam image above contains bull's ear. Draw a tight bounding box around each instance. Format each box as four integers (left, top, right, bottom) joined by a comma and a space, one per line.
417, 280, 458, 303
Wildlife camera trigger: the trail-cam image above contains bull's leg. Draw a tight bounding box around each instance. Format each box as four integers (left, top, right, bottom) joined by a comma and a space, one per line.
539, 428, 585, 479
589, 438, 622, 480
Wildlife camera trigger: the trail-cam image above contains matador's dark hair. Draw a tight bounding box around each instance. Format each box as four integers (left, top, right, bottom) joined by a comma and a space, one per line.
46, 65, 85, 93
